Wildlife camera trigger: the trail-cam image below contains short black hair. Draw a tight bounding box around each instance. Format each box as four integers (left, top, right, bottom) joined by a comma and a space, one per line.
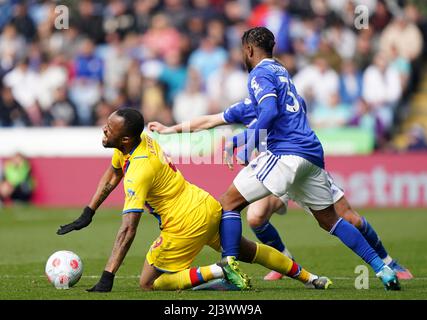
115, 108, 145, 138
242, 27, 275, 56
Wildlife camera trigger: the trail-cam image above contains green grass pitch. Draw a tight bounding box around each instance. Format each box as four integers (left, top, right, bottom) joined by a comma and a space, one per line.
0, 206, 426, 300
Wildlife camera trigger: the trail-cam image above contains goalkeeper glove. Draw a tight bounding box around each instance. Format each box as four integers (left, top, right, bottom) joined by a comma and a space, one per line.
87, 271, 115, 292
56, 206, 95, 235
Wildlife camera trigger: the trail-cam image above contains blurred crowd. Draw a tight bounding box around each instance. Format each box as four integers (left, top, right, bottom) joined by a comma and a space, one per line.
0, 0, 427, 150
0, 152, 35, 206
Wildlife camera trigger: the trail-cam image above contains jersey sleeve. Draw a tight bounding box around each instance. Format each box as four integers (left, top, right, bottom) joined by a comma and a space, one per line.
223, 98, 257, 127
122, 160, 155, 214
223, 101, 245, 124
250, 71, 278, 105
111, 149, 122, 170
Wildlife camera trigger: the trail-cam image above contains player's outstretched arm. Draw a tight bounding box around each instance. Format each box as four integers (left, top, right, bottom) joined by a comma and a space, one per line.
87, 212, 141, 292
148, 113, 226, 134
56, 166, 123, 235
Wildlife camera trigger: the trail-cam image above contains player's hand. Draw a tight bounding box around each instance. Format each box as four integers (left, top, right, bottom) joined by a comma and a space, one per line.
147, 121, 170, 133
236, 148, 250, 167
223, 150, 234, 170
223, 139, 234, 170
56, 206, 95, 235
87, 271, 115, 292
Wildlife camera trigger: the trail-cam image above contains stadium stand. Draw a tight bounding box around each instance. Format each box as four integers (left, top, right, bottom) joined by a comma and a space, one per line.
0, 0, 426, 153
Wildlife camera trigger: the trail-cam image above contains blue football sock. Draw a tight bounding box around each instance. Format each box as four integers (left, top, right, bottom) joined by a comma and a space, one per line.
331, 218, 385, 273
358, 217, 389, 260
251, 221, 285, 253
220, 210, 242, 258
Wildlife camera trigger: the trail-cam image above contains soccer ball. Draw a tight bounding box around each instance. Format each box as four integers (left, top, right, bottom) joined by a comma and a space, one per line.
45, 250, 83, 289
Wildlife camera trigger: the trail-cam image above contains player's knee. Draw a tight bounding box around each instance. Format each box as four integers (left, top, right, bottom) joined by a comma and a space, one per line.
219, 193, 233, 211
339, 207, 362, 228
247, 214, 267, 228
139, 279, 153, 291
313, 205, 339, 232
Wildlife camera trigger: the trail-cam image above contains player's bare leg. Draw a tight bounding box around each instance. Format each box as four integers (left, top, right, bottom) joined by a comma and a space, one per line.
246, 196, 282, 228
246, 196, 293, 280
139, 260, 163, 290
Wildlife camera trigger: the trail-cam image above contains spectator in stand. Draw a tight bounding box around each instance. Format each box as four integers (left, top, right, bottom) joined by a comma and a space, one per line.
0, 24, 26, 75
0, 85, 30, 127
362, 51, 402, 133
349, 98, 378, 131
45, 86, 79, 127
9, 2, 36, 41
310, 92, 352, 129
191, 0, 220, 21
102, 0, 136, 38
339, 59, 363, 106
405, 124, 427, 151
102, 32, 131, 103
315, 36, 342, 72
206, 18, 227, 49
124, 58, 143, 109
324, 18, 356, 60
142, 13, 182, 60
35, 54, 68, 115
3, 57, 41, 126
379, 13, 423, 63
348, 98, 384, 148
163, 0, 189, 32
188, 36, 228, 84
133, 0, 157, 34
0, 153, 35, 205
293, 55, 339, 110
184, 13, 206, 52
353, 29, 375, 71
206, 47, 247, 113
388, 45, 411, 93
92, 99, 115, 127
140, 60, 172, 125
247, 0, 293, 54
370, 0, 392, 34
69, 38, 103, 125
75, 0, 105, 45
158, 50, 188, 105
48, 24, 83, 59
172, 68, 209, 123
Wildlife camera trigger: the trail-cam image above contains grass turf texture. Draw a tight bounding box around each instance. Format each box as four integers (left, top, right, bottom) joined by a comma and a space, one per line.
0, 206, 426, 300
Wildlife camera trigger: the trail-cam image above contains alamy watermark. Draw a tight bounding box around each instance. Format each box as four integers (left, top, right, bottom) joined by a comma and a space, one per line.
152, 127, 267, 166
54, 5, 69, 30
354, 265, 369, 289
354, 5, 369, 30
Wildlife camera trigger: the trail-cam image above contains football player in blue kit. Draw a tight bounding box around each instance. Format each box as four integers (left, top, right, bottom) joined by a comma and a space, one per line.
217, 26, 400, 290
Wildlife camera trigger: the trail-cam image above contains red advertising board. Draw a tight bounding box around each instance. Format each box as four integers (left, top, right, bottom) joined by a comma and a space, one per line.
5, 153, 427, 208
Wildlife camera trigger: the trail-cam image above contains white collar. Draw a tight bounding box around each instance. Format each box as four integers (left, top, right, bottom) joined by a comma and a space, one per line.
253, 58, 275, 70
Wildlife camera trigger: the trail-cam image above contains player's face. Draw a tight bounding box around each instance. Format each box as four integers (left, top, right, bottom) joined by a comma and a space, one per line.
242, 43, 253, 73
102, 113, 125, 148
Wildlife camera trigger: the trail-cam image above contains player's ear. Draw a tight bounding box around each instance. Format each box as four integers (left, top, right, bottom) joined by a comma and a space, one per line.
248, 44, 254, 58
121, 136, 130, 144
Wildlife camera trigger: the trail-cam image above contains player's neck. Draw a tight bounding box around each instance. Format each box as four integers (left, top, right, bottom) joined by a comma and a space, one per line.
122, 138, 141, 155
252, 54, 273, 70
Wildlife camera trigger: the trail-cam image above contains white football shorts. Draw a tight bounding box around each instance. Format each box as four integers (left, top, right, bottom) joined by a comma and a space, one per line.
234, 151, 334, 212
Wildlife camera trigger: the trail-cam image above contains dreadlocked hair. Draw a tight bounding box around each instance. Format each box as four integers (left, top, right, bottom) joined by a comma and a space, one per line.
241, 27, 275, 56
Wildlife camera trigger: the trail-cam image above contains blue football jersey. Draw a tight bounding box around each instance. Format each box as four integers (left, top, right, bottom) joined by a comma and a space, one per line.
247, 58, 324, 168
222, 98, 257, 127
